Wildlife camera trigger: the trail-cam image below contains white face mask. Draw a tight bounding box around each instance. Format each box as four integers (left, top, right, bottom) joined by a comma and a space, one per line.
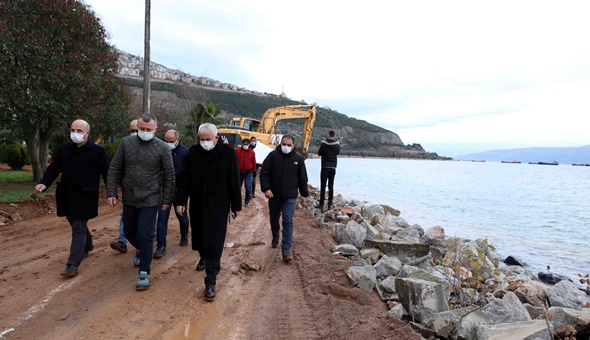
281, 145, 293, 154
200, 140, 215, 151
130, 132, 138, 136
167, 142, 177, 150
70, 132, 85, 144
242, 145, 249, 150
138, 130, 154, 141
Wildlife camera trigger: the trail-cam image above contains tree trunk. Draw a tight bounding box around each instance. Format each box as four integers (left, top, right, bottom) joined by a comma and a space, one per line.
27, 128, 53, 182
26, 132, 42, 182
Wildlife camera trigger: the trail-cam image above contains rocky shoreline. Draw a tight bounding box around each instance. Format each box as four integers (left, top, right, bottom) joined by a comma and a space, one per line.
302, 186, 590, 340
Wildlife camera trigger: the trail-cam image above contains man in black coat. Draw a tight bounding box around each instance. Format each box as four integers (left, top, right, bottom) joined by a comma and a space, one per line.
35, 119, 109, 277
315, 130, 340, 211
260, 135, 309, 262
176, 123, 242, 301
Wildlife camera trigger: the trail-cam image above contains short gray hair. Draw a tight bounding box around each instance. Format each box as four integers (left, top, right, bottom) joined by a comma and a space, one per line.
172, 130, 179, 139
198, 123, 217, 136
86, 122, 90, 131
138, 113, 158, 127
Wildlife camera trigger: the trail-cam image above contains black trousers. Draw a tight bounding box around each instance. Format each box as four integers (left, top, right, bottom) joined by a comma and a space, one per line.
319, 167, 336, 206
66, 218, 92, 267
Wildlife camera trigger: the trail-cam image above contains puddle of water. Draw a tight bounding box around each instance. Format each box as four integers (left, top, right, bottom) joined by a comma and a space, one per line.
172, 300, 221, 339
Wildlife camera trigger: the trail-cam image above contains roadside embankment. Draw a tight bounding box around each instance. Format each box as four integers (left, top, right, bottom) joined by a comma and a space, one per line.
303, 185, 590, 340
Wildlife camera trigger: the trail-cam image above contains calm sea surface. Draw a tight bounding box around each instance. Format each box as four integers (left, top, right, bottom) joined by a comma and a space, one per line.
305, 158, 590, 282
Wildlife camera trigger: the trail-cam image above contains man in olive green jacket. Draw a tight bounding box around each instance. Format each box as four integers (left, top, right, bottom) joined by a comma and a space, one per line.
107, 113, 175, 291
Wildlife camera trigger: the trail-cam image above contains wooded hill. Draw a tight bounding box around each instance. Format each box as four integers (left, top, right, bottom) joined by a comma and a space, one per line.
120, 77, 445, 159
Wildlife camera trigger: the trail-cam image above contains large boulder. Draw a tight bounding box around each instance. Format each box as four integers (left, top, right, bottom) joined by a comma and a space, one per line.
359, 204, 384, 221
504, 279, 547, 307
346, 265, 377, 293
425, 225, 445, 240
422, 307, 478, 339
549, 307, 590, 337
476, 320, 548, 340
395, 277, 450, 322
334, 221, 366, 249
373, 255, 403, 278
546, 280, 589, 309
364, 239, 430, 263
332, 244, 359, 257
394, 228, 421, 242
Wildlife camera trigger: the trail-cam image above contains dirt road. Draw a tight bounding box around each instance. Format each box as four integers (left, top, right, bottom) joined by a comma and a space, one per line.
0, 193, 420, 339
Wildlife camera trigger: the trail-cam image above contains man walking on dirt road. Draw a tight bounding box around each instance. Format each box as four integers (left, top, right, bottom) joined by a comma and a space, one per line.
176, 123, 242, 301
35, 119, 109, 277
106, 113, 175, 291
153, 129, 190, 259
314, 130, 340, 212
260, 135, 309, 263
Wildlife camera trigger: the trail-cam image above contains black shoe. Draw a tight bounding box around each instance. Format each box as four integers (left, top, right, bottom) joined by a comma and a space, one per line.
196, 259, 206, 271
204, 285, 216, 301
271, 236, 279, 248
153, 246, 166, 259
314, 203, 324, 212
60, 264, 78, 277
110, 240, 128, 253
327, 203, 333, 210
83, 245, 93, 258
244, 201, 249, 207
179, 236, 188, 247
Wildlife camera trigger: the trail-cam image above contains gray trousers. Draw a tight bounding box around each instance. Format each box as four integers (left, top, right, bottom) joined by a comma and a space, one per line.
66, 218, 92, 267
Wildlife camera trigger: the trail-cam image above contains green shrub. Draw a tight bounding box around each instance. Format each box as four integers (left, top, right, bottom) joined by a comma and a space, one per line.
104, 141, 120, 160
0, 142, 28, 170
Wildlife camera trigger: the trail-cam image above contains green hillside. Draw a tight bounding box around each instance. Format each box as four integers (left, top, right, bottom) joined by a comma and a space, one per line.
120, 77, 389, 133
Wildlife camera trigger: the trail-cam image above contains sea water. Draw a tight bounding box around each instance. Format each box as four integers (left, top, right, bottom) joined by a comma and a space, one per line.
305, 158, 590, 282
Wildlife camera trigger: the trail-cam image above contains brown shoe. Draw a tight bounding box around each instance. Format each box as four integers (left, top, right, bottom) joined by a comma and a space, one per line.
282, 252, 292, 263
60, 265, 78, 277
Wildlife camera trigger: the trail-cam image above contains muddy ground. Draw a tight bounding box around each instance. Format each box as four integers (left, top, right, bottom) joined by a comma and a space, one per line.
0, 187, 420, 339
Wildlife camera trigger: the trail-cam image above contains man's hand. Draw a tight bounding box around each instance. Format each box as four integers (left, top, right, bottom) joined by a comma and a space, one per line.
34, 184, 46, 193
107, 197, 117, 208
176, 206, 185, 215
162, 204, 171, 210
264, 190, 273, 199
300, 196, 306, 205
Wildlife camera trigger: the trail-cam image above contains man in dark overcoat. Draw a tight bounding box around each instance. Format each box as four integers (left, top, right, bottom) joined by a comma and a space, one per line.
176, 123, 242, 301
35, 119, 109, 277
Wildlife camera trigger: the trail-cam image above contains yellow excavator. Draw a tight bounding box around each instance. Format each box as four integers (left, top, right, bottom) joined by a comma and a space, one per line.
217, 104, 317, 159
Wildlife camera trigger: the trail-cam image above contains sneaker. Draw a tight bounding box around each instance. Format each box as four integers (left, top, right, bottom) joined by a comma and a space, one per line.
60, 264, 78, 277
179, 235, 188, 247
327, 203, 333, 210
282, 251, 293, 263
153, 246, 166, 259
244, 201, 249, 207
271, 236, 279, 248
110, 240, 128, 253
251, 193, 256, 198
314, 203, 324, 212
136, 271, 150, 291
195, 258, 206, 271
133, 251, 140, 267
204, 285, 216, 301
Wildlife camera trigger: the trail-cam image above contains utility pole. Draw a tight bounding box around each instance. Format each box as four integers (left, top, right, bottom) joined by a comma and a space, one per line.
142, 0, 151, 114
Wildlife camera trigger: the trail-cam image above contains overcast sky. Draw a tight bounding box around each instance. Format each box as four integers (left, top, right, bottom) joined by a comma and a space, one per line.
85, 0, 590, 156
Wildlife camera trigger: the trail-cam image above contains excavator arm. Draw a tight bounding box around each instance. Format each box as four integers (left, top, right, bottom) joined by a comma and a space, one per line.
258, 104, 317, 156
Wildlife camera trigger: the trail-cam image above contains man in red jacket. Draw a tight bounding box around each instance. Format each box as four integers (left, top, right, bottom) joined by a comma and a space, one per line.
235, 138, 257, 207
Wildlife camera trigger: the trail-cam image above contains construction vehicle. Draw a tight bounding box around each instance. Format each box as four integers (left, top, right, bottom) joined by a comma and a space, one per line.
217, 104, 317, 160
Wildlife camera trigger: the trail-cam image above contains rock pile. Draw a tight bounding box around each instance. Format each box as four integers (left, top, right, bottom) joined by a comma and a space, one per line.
302, 186, 590, 340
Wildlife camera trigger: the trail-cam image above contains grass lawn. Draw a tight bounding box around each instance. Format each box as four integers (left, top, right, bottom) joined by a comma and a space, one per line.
0, 169, 53, 203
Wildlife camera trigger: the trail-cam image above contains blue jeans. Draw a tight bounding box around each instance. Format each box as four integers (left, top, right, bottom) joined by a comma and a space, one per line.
240, 171, 253, 203
268, 197, 296, 253
156, 203, 189, 248
122, 205, 159, 274
118, 211, 156, 244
